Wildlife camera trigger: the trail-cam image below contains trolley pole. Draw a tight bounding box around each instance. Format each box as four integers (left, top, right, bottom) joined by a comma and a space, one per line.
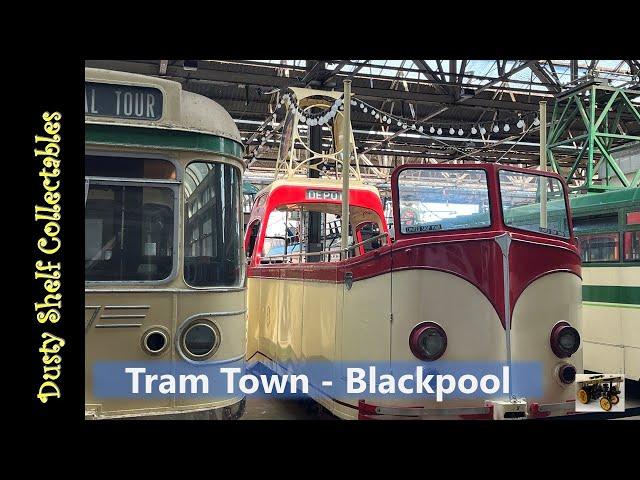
341, 80, 351, 258
539, 101, 548, 229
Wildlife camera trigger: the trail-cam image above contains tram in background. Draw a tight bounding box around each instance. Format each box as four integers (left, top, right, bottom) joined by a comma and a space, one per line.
85, 68, 247, 419
245, 87, 583, 420
570, 188, 639, 382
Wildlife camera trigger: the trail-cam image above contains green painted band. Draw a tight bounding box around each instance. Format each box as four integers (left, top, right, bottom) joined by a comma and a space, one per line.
85, 124, 244, 158
582, 285, 640, 305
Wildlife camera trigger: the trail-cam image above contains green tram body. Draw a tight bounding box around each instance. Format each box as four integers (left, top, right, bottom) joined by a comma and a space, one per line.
570, 189, 639, 382
492, 188, 639, 381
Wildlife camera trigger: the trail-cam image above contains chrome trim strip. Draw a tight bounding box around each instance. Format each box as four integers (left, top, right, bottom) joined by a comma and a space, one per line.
85, 176, 180, 185
95, 323, 142, 328
85, 287, 246, 293
100, 314, 147, 319
197, 309, 246, 317
104, 305, 150, 309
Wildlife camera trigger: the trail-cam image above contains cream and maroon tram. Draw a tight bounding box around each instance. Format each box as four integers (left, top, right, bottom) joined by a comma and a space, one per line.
245, 87, 583, 419
85, 68, 246, 419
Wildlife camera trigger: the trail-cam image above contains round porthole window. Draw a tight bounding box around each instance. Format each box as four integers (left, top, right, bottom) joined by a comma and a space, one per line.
142, 329, 169, 355
179, 319, 221, 361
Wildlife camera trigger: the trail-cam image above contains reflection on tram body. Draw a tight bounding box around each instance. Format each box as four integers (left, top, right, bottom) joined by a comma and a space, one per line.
85, 68, 246, 419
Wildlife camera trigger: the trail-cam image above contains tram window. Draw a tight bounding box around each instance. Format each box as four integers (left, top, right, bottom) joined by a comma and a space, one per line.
85, 155, 176, 179
246, 221, 260, 260
623, 231, 640, 262
183, 162, 243, 287
398, 169, 491, 234
85, 185, 174, 281
576, 233, 620, 263
499, 171, 570, 238
573, 214, 618, 233
627, 211, 640, 225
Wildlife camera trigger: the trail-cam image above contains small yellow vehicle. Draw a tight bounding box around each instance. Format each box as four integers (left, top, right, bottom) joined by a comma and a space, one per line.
577, 374, 623, 411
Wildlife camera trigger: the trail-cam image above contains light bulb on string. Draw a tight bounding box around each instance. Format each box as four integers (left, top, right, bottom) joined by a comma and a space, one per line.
387, 118, 392, 124
493, 125, 500, 133
533, 117, 540, 126
503, 123, 510, 132
449, 127, 455, 135
471, 126, 477, 135
363, 107, 368, 113
430, 126, 435, 134
418, 126, 424, 133
458, 128, 464, 136
517, 119, 524, 128
437, 127, 442, 135
480, 126, 486, 135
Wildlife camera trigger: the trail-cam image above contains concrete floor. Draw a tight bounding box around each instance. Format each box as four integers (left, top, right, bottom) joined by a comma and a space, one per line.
241, 395, 336, 420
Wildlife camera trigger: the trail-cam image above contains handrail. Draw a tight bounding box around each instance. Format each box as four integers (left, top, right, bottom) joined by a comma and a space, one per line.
259, 232, 390, 264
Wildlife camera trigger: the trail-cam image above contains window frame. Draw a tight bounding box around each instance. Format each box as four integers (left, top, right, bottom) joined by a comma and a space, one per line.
576, 231, 621, 264
395, 167, 493, 236
497, 168, 572, 240
84, 177, 180, 286
182, 159, 245, 289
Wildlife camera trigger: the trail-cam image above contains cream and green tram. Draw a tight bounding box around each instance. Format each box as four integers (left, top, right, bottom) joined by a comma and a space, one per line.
571, 188, 639, 383
84, 68, 247, 419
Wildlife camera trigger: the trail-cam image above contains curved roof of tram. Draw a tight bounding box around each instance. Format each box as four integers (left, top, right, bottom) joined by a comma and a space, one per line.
85, 67, 242, 144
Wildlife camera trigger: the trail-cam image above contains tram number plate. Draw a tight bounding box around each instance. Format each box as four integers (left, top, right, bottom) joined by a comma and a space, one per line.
404, 224, 443, 233
306, 190, 342, 201
85, 82, 163, 120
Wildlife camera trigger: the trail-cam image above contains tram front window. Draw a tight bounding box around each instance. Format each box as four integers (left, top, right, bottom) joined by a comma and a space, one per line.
184, 162, 243, 287
85, 184, 174, 281
499, 171, 570, 238
397, 168, 491, 234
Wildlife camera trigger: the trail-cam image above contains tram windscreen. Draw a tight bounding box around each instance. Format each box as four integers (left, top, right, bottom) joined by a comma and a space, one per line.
499, 171, 570, 238
397, 169, 491, 234
183, 162, 243, 287
85, 184, 175, 281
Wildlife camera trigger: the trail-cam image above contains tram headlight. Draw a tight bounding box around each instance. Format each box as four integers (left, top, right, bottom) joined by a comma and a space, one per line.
550, 321, 580, 358
180, 320, 221, 361
142, 328, 169, 355
409, 322, 447, 361
556, 363, 577, 385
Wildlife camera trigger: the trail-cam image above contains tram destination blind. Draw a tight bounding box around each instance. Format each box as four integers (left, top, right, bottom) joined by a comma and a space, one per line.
85, 82, 163, 120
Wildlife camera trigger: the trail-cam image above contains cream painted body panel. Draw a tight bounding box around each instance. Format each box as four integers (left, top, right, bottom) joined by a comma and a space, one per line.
387, 269, 506, 411
86, 289, 246, 416
246, 277, 261, 360
341, 274, 391, 362
582, 266, 639, 287
584, 342, 624, 375
583, 305, 623, 345
581, 265, 639, 379
625, 347, 640, 380
302, 281, 338, 363
511, 272, 582, 404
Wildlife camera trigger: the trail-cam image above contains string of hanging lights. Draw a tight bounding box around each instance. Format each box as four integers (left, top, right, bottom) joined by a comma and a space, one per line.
245, 89, 541, 160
